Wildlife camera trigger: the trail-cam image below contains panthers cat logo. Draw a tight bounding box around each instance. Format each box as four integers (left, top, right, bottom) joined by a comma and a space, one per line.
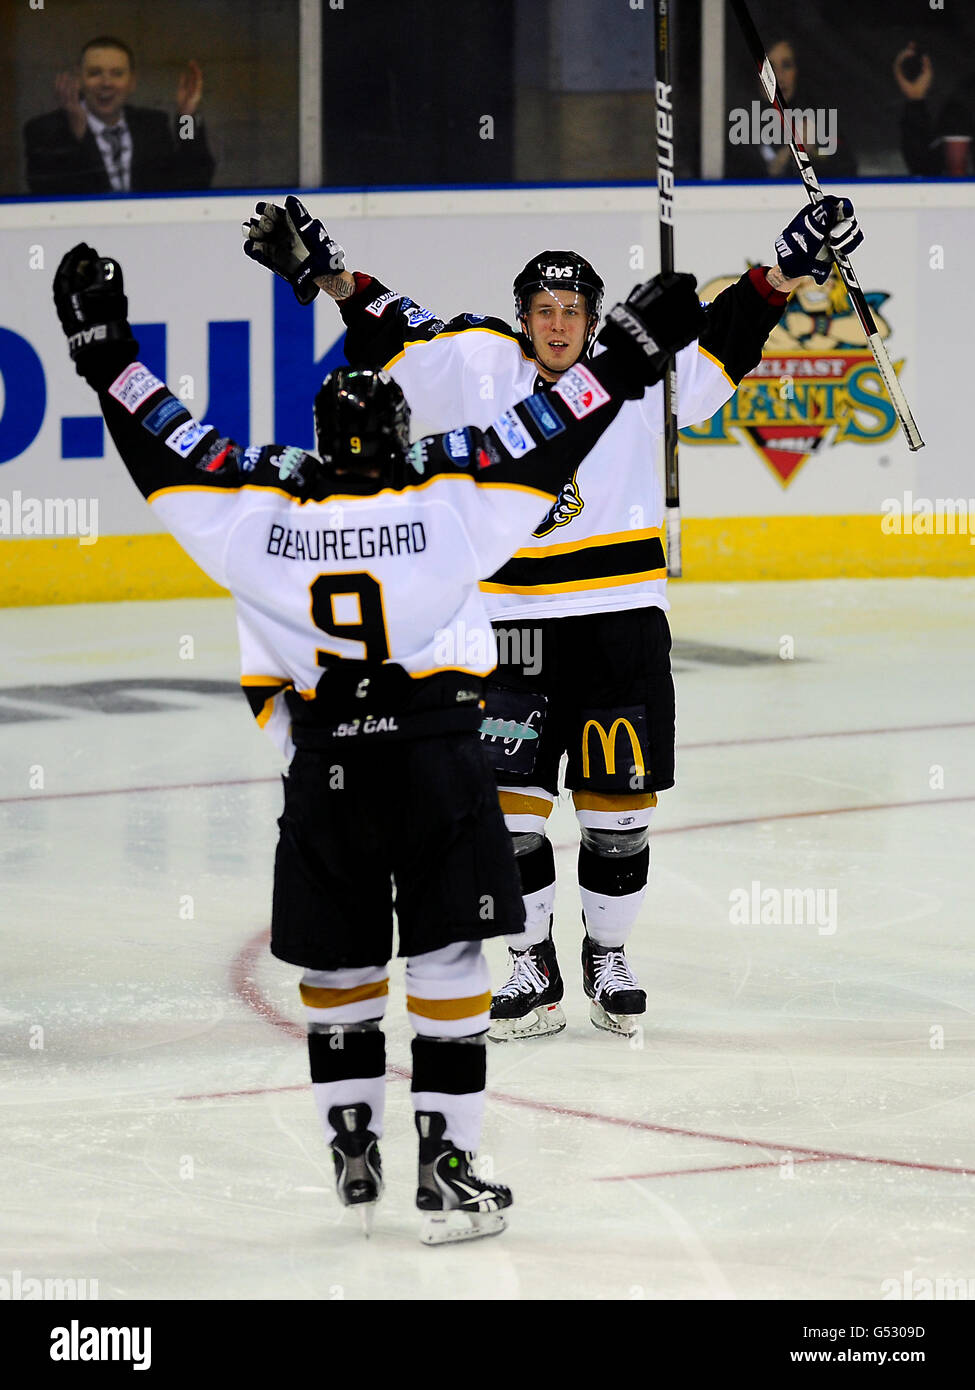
533, 470, 584, 536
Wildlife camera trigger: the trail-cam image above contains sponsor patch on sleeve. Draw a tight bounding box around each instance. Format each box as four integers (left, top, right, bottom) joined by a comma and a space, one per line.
107, 363, 166, 415
365, 290, 400, 318
522, 391, 566, 440
552, 364, 610, 420
165, 418, 215, 457
142, 396, 189, 436
444, 428, 471, 462
493, 409, 536, 458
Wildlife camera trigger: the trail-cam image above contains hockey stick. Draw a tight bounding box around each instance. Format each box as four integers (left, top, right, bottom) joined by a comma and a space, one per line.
655, 0, 683, 575
729, 0, 924, 451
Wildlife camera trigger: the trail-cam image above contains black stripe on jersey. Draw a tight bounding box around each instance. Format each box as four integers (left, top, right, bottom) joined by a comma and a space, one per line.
242, 678, 291, 723
489, 534, 666, 589
340, 273, 530, 372
699, 269, 789, 385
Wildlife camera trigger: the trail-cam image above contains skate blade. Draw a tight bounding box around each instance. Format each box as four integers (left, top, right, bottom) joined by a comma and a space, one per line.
488, 1002, 566, 1043
589, 1000, 641, 1037
356, 1202, 378, 1238
420, 1211, 507, 1245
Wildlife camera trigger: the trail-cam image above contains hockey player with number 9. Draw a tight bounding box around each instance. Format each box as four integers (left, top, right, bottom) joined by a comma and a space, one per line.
52, 242, 705, 1242
243, 193, 862, 1041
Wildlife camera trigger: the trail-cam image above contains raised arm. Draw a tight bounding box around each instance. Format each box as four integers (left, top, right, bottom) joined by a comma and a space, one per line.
52, 244, 312, 589
242, 195, 513, 424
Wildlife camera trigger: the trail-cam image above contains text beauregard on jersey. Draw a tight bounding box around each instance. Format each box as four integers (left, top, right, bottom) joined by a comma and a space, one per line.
266, 521, 427, 562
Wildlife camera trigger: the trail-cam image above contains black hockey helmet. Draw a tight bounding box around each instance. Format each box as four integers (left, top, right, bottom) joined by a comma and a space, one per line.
513, 251, 605, 343
314, 367, 411, 487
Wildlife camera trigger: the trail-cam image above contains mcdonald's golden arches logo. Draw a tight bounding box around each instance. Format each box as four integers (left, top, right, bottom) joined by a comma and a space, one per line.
581, 717, 645, 781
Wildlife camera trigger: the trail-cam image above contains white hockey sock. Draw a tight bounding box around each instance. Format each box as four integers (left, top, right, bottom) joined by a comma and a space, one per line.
504, 882, 556, 950
580, 885, 647, 947
311, 1073, 386, 1145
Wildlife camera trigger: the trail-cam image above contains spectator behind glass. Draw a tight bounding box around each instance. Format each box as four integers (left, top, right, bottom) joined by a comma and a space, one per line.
24, 36, 215, 195
894, 41, 974, 176
726, 38, 858, 179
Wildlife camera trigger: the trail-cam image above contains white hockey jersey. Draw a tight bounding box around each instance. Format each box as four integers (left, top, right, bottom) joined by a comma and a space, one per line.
340, 268, 789, 620
98, 356, 635, 756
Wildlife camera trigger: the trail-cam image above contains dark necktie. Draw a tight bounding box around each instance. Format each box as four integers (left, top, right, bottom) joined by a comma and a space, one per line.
104, 125, 125, 188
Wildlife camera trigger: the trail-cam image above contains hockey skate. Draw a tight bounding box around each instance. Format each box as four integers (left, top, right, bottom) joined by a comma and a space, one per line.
487, 934, 566, 1042
581, 935, 646, 1037
328, 1103, 383, 1236
415, 1111, 512, 1245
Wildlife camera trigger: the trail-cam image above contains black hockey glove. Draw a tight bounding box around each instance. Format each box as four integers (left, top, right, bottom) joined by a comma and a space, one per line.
242, 195, 346, 306
775, 195, 863, 284
596, 272, 706, 391
53, 243, 138, 391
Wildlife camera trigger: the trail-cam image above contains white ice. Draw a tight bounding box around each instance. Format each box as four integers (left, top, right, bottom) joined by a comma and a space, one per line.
1, 580, 973, 1301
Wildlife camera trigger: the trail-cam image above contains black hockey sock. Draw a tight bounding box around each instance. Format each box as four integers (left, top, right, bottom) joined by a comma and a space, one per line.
578, 840, 650, 898
515, 834, 556, 897
411, 1036, 486, 1153
308, 1023, 385, 1084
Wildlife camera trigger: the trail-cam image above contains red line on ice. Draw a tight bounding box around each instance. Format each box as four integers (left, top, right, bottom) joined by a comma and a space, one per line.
3, 717, 973, 807
596, 1156, 832, 1180
209, 928, 975, 1182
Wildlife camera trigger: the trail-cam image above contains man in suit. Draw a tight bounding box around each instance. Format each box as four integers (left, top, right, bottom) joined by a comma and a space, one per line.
24, 36, 215, 195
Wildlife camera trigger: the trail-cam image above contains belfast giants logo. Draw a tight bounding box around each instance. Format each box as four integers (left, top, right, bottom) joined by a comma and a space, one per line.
0, 278, 346, 467
682, 267, 904, 484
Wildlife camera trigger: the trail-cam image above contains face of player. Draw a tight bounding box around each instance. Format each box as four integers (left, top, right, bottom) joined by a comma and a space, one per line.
525, 287, 592, 379
80, 47, 136, 125
768, 42, 797, 103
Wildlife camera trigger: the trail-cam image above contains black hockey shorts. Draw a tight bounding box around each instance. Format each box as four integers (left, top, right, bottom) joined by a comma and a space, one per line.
481, 605, 676, 797
270, 733, 525, 970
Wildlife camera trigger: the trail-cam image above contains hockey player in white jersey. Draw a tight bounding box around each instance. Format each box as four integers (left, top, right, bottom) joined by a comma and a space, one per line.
244, 193, 863, 1041
52, 242, 704, 1240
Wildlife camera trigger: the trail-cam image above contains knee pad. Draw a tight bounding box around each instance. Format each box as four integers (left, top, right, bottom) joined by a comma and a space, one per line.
508, 830, 555, 895
511, 830, 544, 857
579, 825, 650, 857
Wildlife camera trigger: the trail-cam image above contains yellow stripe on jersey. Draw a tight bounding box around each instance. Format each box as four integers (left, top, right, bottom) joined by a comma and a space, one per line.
406, 990, 493, 1021
240, 674, 290, 688
407, 664, 491, 680
147, 482, 312, 506
300, 979, 390, 1009
480, 566, 667, 595
149, 472, 556, 509
382, 325, 534, 374
255, 695, 277, 728
697, 344, 736, 388
511, 526, 663, 560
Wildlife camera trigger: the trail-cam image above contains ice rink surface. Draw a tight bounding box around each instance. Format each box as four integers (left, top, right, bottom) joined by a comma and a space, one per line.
2, 579, 973, 1301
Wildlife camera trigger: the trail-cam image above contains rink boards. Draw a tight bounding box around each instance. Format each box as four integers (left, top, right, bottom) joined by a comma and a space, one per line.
1, 182, 972, 602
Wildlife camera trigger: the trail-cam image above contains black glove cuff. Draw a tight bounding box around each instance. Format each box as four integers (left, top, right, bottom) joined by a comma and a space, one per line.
73, 324, 140, 391
586, 348, 658, 400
